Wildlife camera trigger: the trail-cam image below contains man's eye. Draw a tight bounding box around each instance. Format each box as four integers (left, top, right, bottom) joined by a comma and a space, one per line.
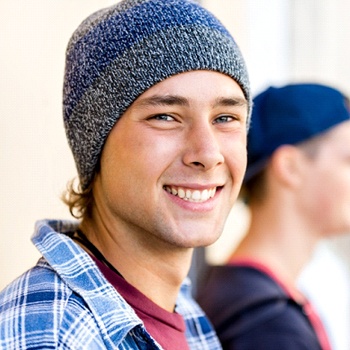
150, 114, 175, 121
214, 115, 234, 124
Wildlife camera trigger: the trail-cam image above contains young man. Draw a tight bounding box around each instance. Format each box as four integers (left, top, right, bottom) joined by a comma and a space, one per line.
197, 83, 350, 350
0, 0, 251, 349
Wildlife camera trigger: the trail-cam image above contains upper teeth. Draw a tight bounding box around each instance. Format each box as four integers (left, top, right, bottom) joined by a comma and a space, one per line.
164, 186, 216, 202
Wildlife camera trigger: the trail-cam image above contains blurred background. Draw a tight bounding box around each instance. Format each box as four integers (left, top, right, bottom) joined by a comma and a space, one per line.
1, 0, 350, 349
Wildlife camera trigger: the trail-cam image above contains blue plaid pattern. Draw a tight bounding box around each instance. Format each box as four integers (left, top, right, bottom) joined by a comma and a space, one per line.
0, 219, 221, 349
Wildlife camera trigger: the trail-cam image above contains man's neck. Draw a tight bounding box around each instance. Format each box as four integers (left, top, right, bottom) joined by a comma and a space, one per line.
79, 218, 193, 312
231, 204, 320, 287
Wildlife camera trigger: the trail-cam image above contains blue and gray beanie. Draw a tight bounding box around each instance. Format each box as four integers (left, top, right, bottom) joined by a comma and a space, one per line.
63, 0, 251, 189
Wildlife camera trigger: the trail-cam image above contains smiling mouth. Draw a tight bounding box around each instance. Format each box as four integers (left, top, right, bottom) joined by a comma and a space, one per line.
163, 185, 217, 203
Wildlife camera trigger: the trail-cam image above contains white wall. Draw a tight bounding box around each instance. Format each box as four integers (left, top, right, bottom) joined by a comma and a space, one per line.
290, 0, 350, 96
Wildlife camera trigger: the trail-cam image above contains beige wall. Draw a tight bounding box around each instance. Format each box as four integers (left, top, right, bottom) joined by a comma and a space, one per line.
0, 0, 117, 290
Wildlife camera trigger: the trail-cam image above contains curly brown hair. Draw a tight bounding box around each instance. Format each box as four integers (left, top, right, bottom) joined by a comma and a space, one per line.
61, 177, 95, 219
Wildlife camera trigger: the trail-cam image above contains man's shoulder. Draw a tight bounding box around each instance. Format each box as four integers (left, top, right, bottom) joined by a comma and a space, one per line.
0, 259, 84, 325
0, 260, 107, 349
199, 264, 286, 305
1, 258, 70, 304
197, 265, 322, 349
197, 264, 294, 331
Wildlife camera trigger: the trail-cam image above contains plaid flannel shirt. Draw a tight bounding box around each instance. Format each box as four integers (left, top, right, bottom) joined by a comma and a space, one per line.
0, 219, 221, 350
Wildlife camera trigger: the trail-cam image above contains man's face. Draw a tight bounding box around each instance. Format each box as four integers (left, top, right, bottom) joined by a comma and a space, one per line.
93, 70, 248, 250
299, 120, 350, 236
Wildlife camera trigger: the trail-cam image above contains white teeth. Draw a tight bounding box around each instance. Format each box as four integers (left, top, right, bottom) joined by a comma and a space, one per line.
192, 190, 201, 201
178, 188, 185, 199
165, 186, 217, 202
201, 189, 209, 201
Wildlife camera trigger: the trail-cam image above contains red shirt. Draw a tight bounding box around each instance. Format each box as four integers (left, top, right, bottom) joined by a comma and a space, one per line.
91, 256, 189, 350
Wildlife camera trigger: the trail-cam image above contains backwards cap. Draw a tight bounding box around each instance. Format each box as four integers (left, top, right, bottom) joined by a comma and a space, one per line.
63, 0, 251, 189
246, 83, 350, 181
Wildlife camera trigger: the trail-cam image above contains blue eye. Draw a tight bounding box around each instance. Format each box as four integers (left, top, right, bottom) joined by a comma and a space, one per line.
214, 115, 234, 124
150, 114, 175, 121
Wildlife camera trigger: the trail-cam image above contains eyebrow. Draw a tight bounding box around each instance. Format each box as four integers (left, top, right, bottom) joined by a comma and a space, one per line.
213, 97, 248, 109
135, 95, 189, 108
135, 95, 248, 109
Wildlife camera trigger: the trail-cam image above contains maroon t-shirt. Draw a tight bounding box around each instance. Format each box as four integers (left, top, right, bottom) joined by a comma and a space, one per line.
91, 256, 189, 350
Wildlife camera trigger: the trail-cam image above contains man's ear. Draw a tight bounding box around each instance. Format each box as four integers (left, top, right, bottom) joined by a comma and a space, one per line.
269, 145, 305, 188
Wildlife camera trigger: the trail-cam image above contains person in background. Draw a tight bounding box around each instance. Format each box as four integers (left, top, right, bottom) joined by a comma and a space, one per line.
197, 83, 350, 350
0, 0, 251, 349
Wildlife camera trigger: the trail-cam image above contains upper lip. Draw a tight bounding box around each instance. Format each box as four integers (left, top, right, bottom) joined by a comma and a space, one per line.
164, 182, 224, 190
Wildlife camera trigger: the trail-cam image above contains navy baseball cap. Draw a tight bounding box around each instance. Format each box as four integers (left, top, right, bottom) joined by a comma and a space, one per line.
245, 83, 350, 181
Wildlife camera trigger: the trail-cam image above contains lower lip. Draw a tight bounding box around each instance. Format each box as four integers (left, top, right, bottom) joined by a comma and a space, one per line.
164, 188, 221, 212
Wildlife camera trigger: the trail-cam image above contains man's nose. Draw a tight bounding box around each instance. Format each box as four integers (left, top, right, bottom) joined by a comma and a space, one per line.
182, 123, 224, 170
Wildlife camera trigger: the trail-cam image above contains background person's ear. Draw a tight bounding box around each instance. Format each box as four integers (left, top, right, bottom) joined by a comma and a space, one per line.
269, 145, 306, 188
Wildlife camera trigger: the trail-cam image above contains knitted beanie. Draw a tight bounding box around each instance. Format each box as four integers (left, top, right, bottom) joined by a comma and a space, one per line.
63, 0, 251, 189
